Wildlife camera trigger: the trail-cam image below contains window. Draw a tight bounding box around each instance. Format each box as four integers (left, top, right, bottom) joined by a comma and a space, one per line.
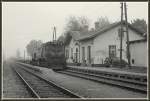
75, 48, 78, 63
71, 48, 73, 58
76, 48, 78, 52
109, 45, 116, 58
87, 46, 91, 64
34, 53, 36, 59
65, 49, 69, 59
82, 47, 85, 61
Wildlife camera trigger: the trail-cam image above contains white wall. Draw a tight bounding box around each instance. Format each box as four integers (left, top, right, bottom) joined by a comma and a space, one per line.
65, 25, 145, 65
80, 39, 94, 64
130, 41, 147, 67
93, 25, 144, 64
65, 38, 80, 63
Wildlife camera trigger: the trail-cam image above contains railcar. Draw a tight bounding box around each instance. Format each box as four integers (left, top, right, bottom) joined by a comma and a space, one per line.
32, 41, 66, 71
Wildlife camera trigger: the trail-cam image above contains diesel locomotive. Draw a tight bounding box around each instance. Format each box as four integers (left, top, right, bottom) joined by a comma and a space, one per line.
31, 41, 66, 71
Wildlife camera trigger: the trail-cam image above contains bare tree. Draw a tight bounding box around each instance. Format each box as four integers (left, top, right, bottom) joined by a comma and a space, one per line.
65, 16, 80, 31
78, 16, 90, 30
95, 16, 110, 29
65, 16, 90, 32
26, 40, 43, 57
131, 19, 147, 34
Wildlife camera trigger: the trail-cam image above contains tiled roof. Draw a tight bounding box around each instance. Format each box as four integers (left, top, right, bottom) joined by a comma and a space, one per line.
67, 21, 145, 42
69, 29, 96, 41
78, 21, 145, 41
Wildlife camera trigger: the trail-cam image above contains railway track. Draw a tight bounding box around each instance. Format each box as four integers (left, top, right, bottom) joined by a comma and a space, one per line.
57, 69, 147, 94
13, 66, 82, 98
15, 62, 147, 96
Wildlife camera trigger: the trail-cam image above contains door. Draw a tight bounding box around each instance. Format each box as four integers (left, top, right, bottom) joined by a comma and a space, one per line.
82, 47, 85, 63
87, 46, 91, 64
75, 48, 78, 63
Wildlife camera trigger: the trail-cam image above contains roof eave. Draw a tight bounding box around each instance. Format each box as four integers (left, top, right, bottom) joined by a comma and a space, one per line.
78, 22, 145, 41
129, 39, 147, 44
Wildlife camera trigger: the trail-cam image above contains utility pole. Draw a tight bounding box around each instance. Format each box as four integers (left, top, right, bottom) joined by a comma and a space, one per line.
124, 2, 131, 66
55, 27, 56, 41
16, 49, 21, 59
24, 50, 25, 63
120, 2, 123, 67
53, 27, 54, 42
119, 2, 130, 67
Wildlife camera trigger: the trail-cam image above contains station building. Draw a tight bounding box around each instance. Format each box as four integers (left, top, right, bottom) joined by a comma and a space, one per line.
129, 39, 147, 67
65, 21, 147, 67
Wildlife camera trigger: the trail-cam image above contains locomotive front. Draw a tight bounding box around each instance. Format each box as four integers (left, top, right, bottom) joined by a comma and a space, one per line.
43, 41, 66, 70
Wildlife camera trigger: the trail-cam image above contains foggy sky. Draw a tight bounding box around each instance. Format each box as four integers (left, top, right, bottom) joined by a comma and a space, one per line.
2, 2, 148, 59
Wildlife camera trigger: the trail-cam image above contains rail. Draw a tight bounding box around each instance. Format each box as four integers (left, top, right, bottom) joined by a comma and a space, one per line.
58, 69, 147, 94
13, 64, 83, 98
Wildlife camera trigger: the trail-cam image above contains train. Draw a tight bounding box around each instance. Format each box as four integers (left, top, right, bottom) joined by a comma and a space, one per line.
31, 41, 67, 71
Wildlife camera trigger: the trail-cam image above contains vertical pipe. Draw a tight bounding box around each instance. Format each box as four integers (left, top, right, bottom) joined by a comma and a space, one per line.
124, 2, 131, 66
53, 27, 54, 42
24, 50, 25, 62
55, 27, 57, 41
54, 27, 55, 41
120, 2, 123, 67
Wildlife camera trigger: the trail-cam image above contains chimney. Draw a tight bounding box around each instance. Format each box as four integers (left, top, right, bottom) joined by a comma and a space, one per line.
95, 22, 100, 30
82, 25, 89, 32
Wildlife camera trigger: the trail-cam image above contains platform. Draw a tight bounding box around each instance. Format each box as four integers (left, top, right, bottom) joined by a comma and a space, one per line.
67, 65, 147, 77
